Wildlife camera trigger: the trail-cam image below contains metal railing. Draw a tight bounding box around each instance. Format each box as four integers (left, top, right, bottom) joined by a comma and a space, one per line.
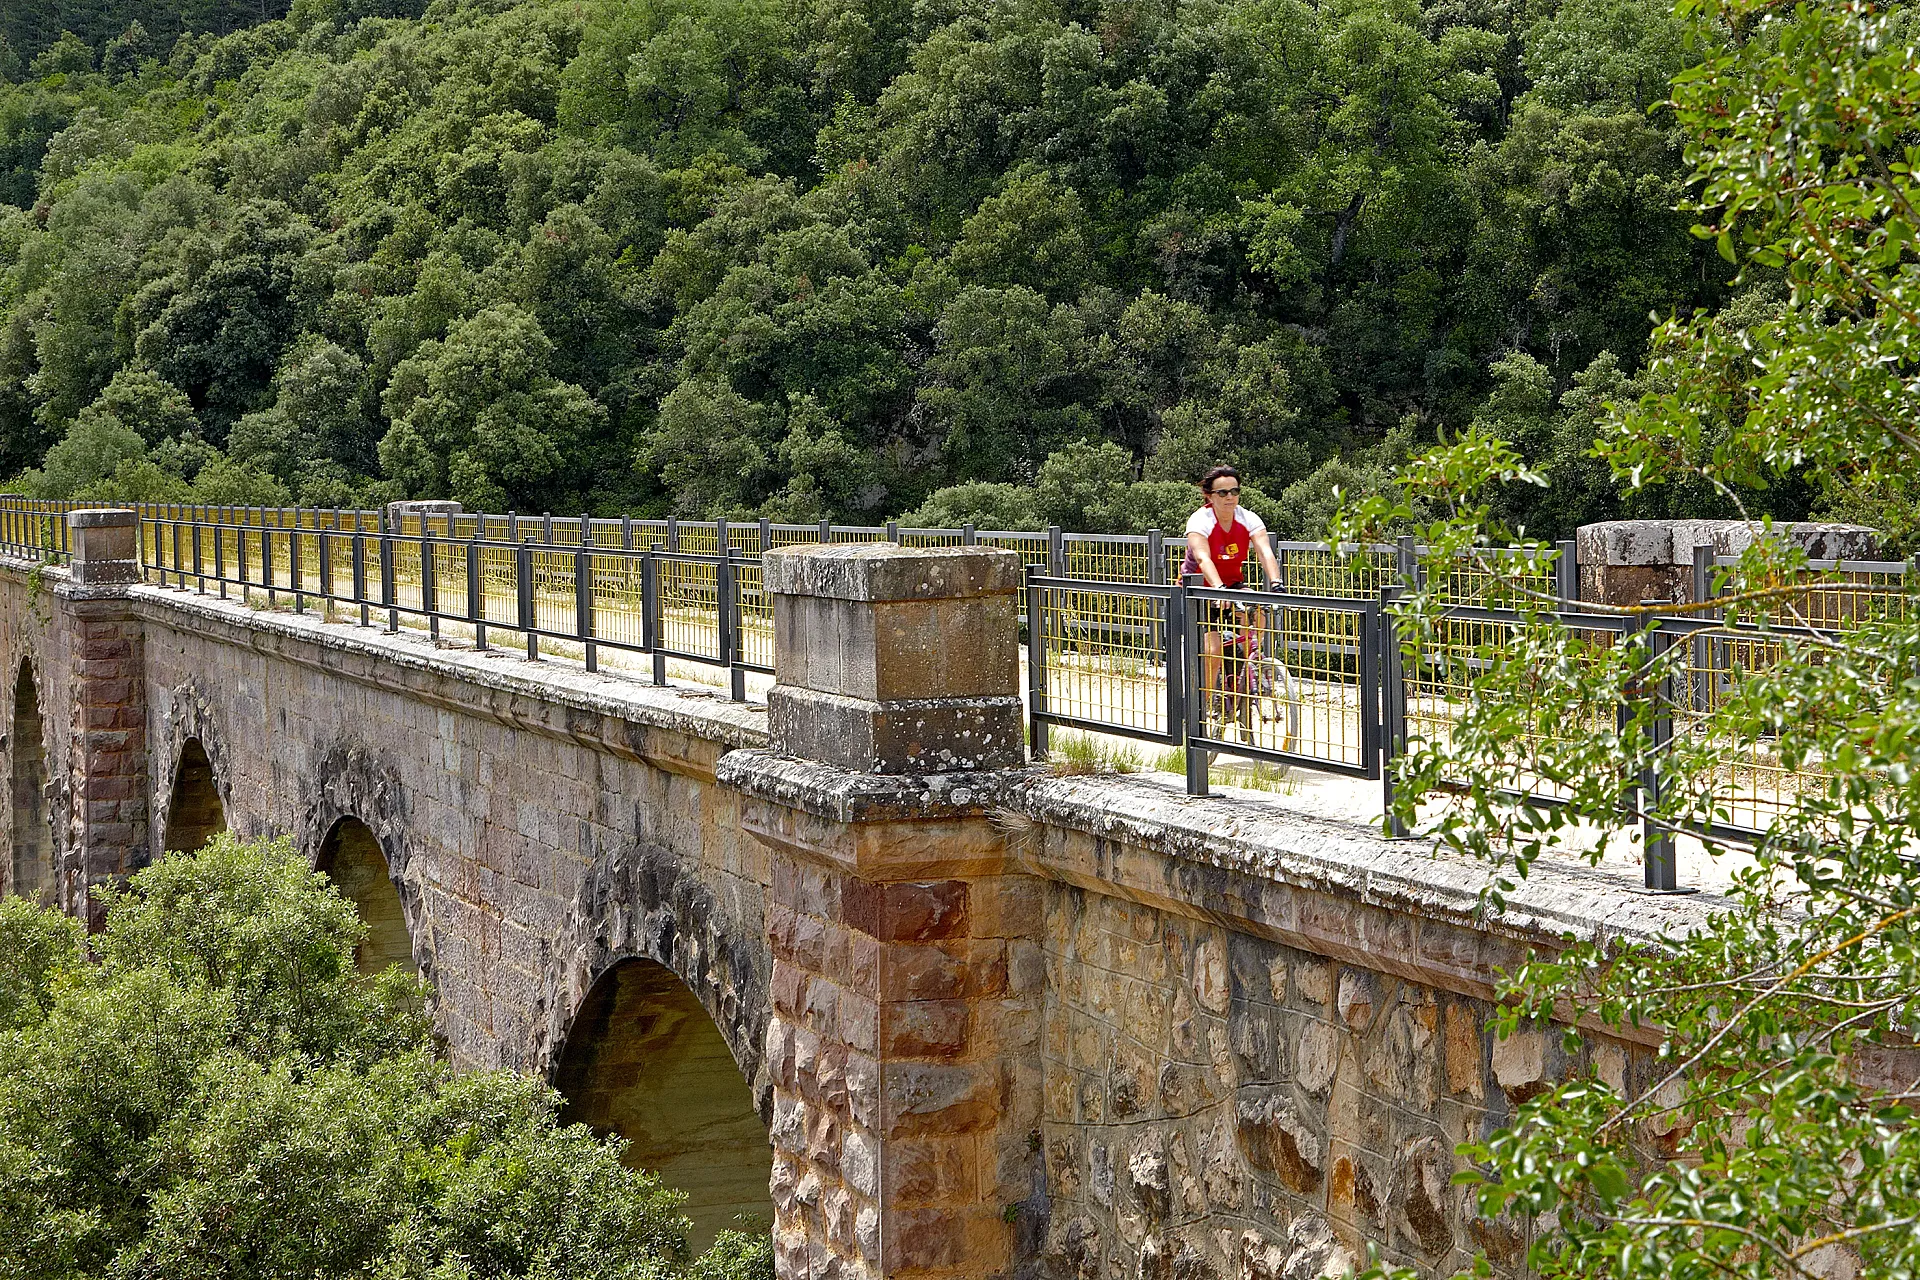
4, 496, 1906, 889
142, 517, 764, 694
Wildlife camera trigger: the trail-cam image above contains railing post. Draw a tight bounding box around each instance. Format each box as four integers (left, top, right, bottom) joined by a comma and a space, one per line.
1556, 537, 1579, 603
518, 537, 537, 660
1047, 524, 1065, 577
1166, 576, 1186, 754
508, 510, 519, 542
963, 522, 977, 547
381, 530, 397, 632
422, 535, 437, 639
667, 517, 680, 553
262, 526, 275, 609
1380, 588, 1410, 837
1178, 578, 1209, 797
467, 539, 486, 651
1396, 534, 1420, 593
351, 532, 367, 625
1691, 543, 1715, 611
717, 517, 730, 558
542, 512, 554, 544
575, 545, 595, 672
817, 517, 831, 544
718, 553, 743, 700
1639, 611, 1681, 891
759, 516, 772, 556
645, 554, 664, 685
318, 531, 333, 620
290, 522, 305, 612
236, 523, 250, 603
213, 525, 226, 598
1026, 573, 1048, 762
886, 520, 899, 545
621, 514, 634, 550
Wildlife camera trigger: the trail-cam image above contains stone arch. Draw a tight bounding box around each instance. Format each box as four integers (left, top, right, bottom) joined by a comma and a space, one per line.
554, 957, 772, 1251
316, 816, 416, 975
296, 739, 421, 981
9, 660, 52, 905
162, 738, 227, 853
550, 837, 772, 1111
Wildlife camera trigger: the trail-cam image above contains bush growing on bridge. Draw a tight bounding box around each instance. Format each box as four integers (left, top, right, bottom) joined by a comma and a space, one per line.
1341, 0, 1920, 1274
0, 834, 773, 1280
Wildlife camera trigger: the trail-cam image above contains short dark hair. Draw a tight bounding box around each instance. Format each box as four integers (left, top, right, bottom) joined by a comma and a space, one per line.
1200, 465, 1240, 494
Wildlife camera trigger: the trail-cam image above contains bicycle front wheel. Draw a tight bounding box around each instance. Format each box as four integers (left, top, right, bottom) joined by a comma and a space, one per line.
1250, 658, 1300, 754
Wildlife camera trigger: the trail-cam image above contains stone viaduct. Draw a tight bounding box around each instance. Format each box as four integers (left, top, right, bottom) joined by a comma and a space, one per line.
0, 509, 1724, 1280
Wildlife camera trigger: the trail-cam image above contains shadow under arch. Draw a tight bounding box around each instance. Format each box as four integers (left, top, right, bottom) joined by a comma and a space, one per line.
162, 738, 227, 853
9, 661, 51, 905
315, 816, 415, 975
554, 958, 772, 1251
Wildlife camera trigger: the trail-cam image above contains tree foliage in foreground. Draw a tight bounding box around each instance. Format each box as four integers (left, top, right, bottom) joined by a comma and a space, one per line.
0, 834, 772, 1280
1339, 0, 1920, 1273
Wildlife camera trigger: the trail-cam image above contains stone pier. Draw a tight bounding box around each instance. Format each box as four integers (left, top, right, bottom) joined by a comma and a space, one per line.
726, 543, 1043, 1280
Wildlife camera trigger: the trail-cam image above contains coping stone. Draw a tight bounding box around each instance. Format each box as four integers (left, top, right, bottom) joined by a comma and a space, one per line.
69, 508, 138, 530
762, 543, 1021, 602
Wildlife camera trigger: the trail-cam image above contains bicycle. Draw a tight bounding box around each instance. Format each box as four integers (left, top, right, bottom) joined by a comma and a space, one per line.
1208, 595, 1301, 753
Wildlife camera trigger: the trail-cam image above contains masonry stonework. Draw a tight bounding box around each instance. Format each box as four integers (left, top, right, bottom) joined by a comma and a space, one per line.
0, 512, 1729, 1280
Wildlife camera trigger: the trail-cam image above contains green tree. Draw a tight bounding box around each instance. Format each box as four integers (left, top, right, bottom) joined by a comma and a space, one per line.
0, 834, 771, 1280
379, 304, 606, 512
1339, 2, 1920, 1274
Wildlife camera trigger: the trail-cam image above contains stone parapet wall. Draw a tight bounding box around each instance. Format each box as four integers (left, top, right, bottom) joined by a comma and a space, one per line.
1000, 774, 1706, 1279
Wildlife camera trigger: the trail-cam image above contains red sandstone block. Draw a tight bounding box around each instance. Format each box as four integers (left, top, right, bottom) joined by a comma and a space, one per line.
848, 934, 880, 991
882, 1136, 976, 1205
805, 1107, 841, 1171
803, 975, 840, 1030
814, 1041, 849, 1111
87, 821, 135, 847
882, 1000, 968, 1058
771, 959, 807, 1017
844, 879, 970, 943
768, 904, 798, 956
770, 854, 799, 908
789, 911, 829, 971
883, 1206, 968, 1271
80, 775, 140, 801
882, 1063, 1001, 1138
837, 992, 878, 1054
85, 678, 134, 706
881, 944, 967, 1002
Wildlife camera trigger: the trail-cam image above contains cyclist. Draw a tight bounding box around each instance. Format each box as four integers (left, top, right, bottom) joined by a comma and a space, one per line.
1184, 466, 1283, 718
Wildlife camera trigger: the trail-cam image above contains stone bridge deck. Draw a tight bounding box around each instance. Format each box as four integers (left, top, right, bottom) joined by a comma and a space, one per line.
0, 513, 1719, 1280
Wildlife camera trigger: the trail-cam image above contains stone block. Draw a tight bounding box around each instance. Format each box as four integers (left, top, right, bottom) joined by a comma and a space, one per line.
774, 592, 1019, 702
843, 879, 970, 943
767, 685, 1023, 775
762, 542, 1023, 603
68, 508, 139, 585
1577, 518, 1881, 607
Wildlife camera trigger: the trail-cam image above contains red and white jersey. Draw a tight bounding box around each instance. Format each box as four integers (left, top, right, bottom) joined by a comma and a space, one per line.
1182, 506, 1267, 586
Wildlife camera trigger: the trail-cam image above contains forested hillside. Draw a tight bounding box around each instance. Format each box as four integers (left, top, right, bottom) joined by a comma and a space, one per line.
0, 0, 1814, 536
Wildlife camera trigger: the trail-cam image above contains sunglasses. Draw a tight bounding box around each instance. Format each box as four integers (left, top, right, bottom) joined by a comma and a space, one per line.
1209, 486, 1241, 496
